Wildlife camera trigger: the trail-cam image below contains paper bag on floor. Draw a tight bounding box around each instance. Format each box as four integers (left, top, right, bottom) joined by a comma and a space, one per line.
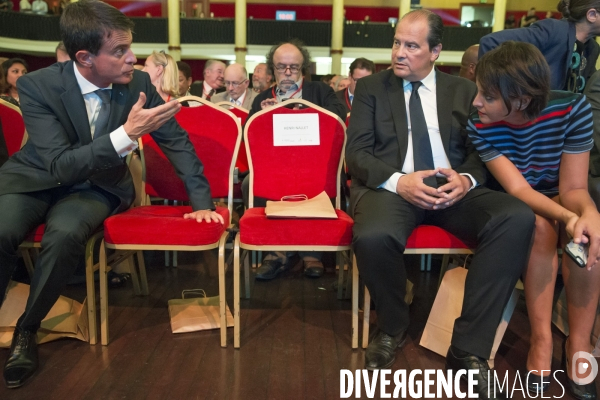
419, 267, 519, 367
0, 281, 89, 347
168, 289, 234, 333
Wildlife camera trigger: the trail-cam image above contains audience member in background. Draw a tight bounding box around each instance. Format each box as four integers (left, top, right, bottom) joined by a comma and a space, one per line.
55, 41, 69, 62
31, 0, 46, 14
504, 14, 516, 29
469, 41, 600, 399
0, 0, 13, 11
521, 7, 540, 27
1, 58, 27, 107
329, 74, 340, 90
0, 0, 220, 388
346, 11, 534, 398
143, 50, 179, 102
336, 57, 374, 114
546, 10, 555, 19
320, 73, 335, 86
480, 0, 600, 93
458, 44, 479, 82
190, 59, 225, 100
244, 39, 346, 280
211, 63, 257, 110
334, 76, 350, 91
251, 62, 274, 93
19, 0, 30, 12
176, 60, 192, 97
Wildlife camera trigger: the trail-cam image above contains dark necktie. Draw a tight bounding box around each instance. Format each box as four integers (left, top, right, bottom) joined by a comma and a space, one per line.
409, 81, 437, 187
206, 89, 215, 100
93, 89, 111, 139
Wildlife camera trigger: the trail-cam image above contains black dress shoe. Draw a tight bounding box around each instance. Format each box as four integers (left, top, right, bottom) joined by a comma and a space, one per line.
562, 337, 597, 400
365, 329, 407, 370
4, 329, 38, 389
303, 260, 324, 278
446, 345, 506, 400
255, 259, 285, 281
525, 370, 551, 397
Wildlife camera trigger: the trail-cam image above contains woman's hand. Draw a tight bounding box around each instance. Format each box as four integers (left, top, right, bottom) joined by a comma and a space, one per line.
571, 211, 600, 270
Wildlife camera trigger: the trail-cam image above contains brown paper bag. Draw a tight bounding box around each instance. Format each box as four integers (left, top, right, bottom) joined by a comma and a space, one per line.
168, 289, 234, 333
0, 281, 89, 347
265, 191, 337, 219
419, 267, 519, 367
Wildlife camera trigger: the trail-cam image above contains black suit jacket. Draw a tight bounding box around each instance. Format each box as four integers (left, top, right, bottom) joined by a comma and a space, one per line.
335, 88, 351, 114
345, 69, 485, 212
0, 61, 213, 213
189, 81, 225, 99
248, 81, 346, 121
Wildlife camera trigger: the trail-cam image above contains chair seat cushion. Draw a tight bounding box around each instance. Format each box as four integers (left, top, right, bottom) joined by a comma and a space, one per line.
25, 224, 45, 242
104, 206, 229, 246
239, 207, 353, 246
406, 225, 470, 249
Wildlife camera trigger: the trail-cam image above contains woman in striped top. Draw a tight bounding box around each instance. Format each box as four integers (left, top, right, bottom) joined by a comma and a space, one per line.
468, 41, 600, 399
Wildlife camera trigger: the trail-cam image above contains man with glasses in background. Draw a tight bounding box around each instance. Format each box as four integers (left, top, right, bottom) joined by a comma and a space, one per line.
211, 63, 257, 110
336, 57, 375, 115
244, 39, 346, 280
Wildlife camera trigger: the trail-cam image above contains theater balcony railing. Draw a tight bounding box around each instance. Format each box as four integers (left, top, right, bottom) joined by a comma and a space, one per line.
0, 12, 491, 64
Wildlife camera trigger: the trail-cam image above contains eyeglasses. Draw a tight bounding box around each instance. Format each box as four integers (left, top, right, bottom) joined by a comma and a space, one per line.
224, 80, 247, 88
274, 64, 301, 73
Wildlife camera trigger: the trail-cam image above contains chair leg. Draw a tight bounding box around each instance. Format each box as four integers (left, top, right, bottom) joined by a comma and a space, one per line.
136, 251, 149, 296
337, 252, 345, 300
173, 250, 178, 267
20, 248, 35, 278
420, 254, 425, 271
257, 250, 262, 268
233, 235, 241, 348
351, 254, 359, 349
426, 254, 432, 271
85, 237, 97, 345
218, 232, 228, 347
244, 252, 250, 300
99, 240, 109, 346
362, 287, 371, 349
128, 256, 142, 296
251, 250, 256, 269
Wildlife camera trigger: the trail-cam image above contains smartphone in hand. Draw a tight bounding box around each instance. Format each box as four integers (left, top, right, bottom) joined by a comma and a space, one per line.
565, 239, 588, 268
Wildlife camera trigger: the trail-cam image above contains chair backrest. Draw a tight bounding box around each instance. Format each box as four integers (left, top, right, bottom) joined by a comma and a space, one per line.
0, 98, 27, 156
216, 101, 250, 173
140, 95, 241, 219
245, 99, 346, 208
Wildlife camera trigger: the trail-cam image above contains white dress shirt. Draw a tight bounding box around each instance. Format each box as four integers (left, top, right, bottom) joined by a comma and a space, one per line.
230, 89, 246, 107
73, 63, 137, 157
380, 67, 476, 193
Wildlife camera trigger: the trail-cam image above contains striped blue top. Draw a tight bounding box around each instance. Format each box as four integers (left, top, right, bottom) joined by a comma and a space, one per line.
467, 91, 593, 195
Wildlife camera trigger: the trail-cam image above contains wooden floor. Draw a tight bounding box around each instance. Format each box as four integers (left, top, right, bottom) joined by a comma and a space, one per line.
0, 251, 595, 400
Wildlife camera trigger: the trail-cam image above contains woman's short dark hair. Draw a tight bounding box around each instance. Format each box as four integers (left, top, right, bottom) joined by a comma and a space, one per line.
60, 0, 134, 62
475, 41, 550, 121
1, 58, 28, 93
557, 0, 600, 22
266, 39, 312, 77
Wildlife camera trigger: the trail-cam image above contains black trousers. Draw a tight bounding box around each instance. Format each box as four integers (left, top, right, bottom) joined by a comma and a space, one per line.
352, 187, 535, 359
0, 186, 118, 331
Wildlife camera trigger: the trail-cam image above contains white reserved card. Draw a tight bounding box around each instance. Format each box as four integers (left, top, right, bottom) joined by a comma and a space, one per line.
273, 113, 320, 146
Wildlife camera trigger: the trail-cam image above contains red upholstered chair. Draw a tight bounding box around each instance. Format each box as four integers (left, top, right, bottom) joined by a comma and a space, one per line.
351, 225, 473, 349
0, 98, 28, 156
99, 96, 241, 346
233, 99, 354, 348
18, 226, 105, 345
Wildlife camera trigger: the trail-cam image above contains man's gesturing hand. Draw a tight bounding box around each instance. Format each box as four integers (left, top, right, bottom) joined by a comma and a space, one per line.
123, 92, 182, 140
396, 169, 445, 209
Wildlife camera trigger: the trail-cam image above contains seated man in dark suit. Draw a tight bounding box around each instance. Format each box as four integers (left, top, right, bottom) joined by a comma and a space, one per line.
346, 10, 534, 399
189, 59, 226, 100
0, 0, 222, 388
245, 39, 346, 279
335, 57, 374, 115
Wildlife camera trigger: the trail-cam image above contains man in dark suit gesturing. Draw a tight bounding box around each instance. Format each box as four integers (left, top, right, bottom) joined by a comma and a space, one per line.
346, 10, 534, 399
0, 0, 222, 388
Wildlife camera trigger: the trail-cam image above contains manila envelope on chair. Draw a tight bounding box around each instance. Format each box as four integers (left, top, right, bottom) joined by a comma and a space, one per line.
0, 281, 89, 347
265, 191, 337, 219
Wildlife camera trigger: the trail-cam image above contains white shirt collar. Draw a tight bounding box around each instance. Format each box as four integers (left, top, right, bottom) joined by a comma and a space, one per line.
277, 77, 304, 96
231, 89, 247, 105
402, 67, 436, 91
73, 62, 112, 95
